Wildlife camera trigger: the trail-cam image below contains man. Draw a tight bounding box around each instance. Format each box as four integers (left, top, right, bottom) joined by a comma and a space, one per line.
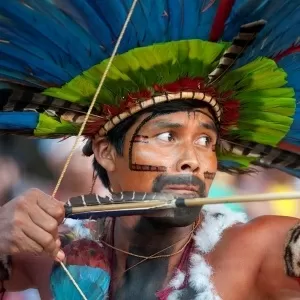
0, 1, 300, 299
2, 100, 300, 300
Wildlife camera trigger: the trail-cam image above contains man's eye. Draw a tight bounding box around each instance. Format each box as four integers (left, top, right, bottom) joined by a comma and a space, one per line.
157, 132, 174, 142
196, 136, 212, 147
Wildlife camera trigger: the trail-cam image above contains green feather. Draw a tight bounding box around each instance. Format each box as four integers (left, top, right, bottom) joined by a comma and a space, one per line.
220, 57, 295, 147
218, 153, 256, 169
237, 98, 295, 116
43, 40, 228, 105
218, 58, 288, 93
34, 114, 79, 137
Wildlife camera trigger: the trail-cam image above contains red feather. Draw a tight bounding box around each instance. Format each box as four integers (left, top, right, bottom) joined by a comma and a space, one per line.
274, 45, 300, 62
209, 0, 236, 42
63, 239, 111, 274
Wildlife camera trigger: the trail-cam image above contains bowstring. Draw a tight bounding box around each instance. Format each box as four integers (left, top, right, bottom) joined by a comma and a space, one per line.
51, 0, 139, 298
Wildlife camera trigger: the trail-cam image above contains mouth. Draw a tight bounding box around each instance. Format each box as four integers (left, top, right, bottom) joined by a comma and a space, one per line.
162, 185, 202, 198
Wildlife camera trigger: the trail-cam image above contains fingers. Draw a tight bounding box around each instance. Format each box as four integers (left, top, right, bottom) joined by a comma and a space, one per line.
34, 191, 65, 224
3, 229, 43, 255
56, 250, 66, 262
15, 234, 44, 254
1, 188, 69, 260
22, 222, 58, 257
28, 206, 59, 236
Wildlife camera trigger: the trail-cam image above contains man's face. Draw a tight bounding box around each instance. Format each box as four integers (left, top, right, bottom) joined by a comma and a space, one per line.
96, 108, 218, 226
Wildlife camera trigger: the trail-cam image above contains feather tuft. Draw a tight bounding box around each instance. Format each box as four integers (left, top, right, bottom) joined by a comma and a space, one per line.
51, 238, 111, 300
208, 19, 266, 84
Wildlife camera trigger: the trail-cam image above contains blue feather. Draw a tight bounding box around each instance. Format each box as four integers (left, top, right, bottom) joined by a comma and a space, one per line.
16, 0, 107, 64
0, 0, 221, 88
275, 166, 300, 178
166, 0, 183, 41
181, 0, 201, 39
0, 48, 72, 85
182, 0, 220, 40
166, 0, 221, 41
224, 1, 300, 67
86, 0, 137, 54
139, 0, 168, 45
0, 112, 39, 129
223, 0, 272, 39
0, 68, 46, 88
53, 0, 114, 55
282, 108, 300, 146
0, 0, 106, 81
278, 53, 300, 146
0, 27, 72, 83
50, 265, 110, 300
219, 160, 242, 169
278, 53, 300, 99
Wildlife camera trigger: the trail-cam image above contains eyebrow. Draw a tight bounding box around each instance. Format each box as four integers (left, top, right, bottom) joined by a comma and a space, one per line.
153, 120, 182, 129
199, 121, 217, 134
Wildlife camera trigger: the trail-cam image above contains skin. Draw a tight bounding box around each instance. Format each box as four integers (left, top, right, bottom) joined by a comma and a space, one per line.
1, 108, 300, 299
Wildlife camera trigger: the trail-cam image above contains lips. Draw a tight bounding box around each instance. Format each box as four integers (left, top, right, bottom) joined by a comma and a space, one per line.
162, 185, 201, 197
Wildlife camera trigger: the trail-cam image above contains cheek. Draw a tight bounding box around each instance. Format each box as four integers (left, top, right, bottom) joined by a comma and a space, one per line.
200, 152, 218, 193
132, 144, 172, 169
113, 155, 164, 193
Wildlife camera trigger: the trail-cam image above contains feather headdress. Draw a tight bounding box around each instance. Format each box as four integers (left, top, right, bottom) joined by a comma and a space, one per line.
1, 0, 300, 176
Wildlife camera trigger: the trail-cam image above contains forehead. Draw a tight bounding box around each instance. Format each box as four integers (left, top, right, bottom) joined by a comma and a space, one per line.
137, 108, 217, 129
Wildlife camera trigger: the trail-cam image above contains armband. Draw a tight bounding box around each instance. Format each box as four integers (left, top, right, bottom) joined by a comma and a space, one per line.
0, 255, 11, 298
284, 223, 300, 278
0, 255, 11, 281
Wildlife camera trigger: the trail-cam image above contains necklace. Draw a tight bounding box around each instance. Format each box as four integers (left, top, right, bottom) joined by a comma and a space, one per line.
101, 217, 200, 273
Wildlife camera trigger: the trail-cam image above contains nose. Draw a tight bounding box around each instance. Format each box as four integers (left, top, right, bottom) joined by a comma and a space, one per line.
176, 148, 200, 173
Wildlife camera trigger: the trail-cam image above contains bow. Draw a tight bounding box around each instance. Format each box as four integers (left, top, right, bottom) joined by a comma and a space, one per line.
50, 1, 140, 298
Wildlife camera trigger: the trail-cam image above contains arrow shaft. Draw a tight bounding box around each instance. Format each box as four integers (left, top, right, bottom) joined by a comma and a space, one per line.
65, 191, 300, 219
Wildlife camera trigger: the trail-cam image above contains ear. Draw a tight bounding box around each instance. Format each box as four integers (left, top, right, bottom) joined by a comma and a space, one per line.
92, 135, 116, 172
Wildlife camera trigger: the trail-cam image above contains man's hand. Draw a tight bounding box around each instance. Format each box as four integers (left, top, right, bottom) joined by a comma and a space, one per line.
0, 189, 65, 261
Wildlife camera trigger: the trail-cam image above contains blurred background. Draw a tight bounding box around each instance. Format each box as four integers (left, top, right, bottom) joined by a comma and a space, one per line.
1, 136, 299, 299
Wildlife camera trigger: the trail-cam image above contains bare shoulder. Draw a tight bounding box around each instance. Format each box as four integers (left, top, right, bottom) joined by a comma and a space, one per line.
246, 215, 299, 248
215, 215, 300, 264
226, 215, 299, 244
248, 214, 299, 230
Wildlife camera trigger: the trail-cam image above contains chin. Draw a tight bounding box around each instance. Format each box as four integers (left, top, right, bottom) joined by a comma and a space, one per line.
144, 207, 202, 228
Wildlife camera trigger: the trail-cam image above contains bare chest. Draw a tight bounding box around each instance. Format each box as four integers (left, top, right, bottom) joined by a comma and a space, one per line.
111, 250, 262, 300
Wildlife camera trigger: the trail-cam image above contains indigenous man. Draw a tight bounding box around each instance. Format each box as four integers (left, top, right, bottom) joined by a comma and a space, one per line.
0, 1, 300, 300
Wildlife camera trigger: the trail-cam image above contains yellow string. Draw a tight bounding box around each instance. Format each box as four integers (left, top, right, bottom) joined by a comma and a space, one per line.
51, 0, 140, 299
52, 0, 139, 199
59, 262, 88, 300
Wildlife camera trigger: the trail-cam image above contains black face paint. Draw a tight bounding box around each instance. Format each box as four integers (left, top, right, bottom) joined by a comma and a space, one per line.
149, 174, 205, 227
114, 218, 173, 300
132, 135, 149, 144
204, 171, 216, 180
152, 174, 206, 197
131, 164, 167, 172
129, 114, 167, 172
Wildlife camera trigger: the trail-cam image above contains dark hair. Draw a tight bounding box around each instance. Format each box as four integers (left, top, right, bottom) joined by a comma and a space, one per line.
93, 99, 218, 188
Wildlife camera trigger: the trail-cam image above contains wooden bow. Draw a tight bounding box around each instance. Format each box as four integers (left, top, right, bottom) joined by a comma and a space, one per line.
51, 1, 140, 299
